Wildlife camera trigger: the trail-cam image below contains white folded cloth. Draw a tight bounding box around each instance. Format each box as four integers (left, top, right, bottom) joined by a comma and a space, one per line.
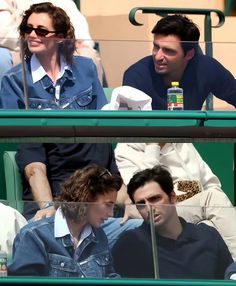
102, 85, 152, 110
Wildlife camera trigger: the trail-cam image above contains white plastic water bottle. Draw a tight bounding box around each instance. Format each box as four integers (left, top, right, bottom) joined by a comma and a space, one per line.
0, 246, 7, 276
167, 81, 184, 110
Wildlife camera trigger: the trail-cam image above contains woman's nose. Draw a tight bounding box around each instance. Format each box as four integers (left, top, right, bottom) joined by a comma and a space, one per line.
107, 207, 114, 217
104, 205, 114, 218
28, 30, 37, 37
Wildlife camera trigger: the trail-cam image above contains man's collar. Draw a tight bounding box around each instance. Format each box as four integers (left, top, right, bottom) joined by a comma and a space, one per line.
142, 217, 200, 242
177, 217, 202, 242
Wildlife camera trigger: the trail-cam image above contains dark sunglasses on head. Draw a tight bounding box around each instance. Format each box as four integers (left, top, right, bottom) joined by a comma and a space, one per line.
20, 25, 63, 37
99, 169, 112, 178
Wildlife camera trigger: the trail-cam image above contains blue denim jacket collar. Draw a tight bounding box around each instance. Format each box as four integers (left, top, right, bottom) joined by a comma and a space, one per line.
31, 54, 74, 85
27, 55, 74, 91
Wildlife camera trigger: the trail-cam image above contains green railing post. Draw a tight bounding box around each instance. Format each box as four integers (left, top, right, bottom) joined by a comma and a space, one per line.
73, 0, 80, 11
129, 7, 225, 110
225, 0, 234, 16
204, 12, 214, 110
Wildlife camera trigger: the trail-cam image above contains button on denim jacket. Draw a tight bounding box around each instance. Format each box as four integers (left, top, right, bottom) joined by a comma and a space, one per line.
0, 56, 107, 110
8, 216, 119, 278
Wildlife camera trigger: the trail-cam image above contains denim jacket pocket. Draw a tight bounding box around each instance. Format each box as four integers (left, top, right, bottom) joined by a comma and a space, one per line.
94, 253, 112, 266
49, 253, 79, 277
29, 98, 59, 110
79, 252, 112, 277
62, 87, 97, 110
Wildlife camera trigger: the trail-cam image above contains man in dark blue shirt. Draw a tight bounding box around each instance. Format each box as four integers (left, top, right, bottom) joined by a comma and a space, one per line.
123, 14, 236, 110
112, 165, 233, 279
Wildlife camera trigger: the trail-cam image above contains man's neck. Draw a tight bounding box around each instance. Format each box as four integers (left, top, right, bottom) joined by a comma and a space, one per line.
156, 215, 183, 240
163, 63, 188, 87
163, 74, 182, 87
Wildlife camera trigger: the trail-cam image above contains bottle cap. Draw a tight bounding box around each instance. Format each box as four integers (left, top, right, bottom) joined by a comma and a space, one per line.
171, 81, 179, 86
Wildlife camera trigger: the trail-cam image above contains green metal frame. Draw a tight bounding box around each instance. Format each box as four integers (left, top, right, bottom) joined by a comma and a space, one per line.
1, 276, 236, 285
0, 110, 234, 143
225, 0, 234, 16
129, 7, 225, 110
73, 0, 80, 10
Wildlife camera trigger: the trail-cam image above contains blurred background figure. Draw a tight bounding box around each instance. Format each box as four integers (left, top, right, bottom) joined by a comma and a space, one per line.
0, 202, 27, 258
0, 48, 13, 85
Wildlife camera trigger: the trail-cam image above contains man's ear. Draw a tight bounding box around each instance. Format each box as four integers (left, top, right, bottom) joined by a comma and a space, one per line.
185, 48, 195, 61
170, 191, 177, 204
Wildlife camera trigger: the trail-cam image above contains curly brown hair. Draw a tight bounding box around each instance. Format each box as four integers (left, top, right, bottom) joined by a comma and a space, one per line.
19, 2, 75, 64
55, 164, 123, 222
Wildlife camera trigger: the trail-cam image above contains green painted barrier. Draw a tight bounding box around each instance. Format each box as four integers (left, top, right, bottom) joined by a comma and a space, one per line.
0, 277, 236, 285
194, 143, 235, 205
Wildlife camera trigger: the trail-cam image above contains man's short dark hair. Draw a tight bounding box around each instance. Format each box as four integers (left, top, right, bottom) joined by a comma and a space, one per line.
127, 165, 174, 203
151, 14, 200, 54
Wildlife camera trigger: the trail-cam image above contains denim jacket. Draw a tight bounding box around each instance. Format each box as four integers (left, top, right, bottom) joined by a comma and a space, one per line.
0, 56, 107, 110
8, 216, 119, 278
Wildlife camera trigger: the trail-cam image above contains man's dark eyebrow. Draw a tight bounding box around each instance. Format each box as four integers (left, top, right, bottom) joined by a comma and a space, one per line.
153, 42, 159, 48
136, 199, 145, 204
162, 46, 176, 52
153, 42, 176, 52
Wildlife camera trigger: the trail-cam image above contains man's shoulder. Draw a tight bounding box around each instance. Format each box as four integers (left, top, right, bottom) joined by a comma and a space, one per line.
112, 227, 142, 254
125, 55, 153, 71
185, 219, 221, 239
114, 222, 147, 245
194, 54, 221, 67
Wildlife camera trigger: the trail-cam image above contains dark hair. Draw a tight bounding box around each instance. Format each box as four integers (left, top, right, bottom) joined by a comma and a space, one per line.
127, 165, 173, 203
56, 164, 123, 222
19, 2, 76, 64
151, 14, 200, 54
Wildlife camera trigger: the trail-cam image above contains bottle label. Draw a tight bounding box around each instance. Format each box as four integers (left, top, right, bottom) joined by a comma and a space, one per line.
0, 257, 7, 276
167, 93, 183, 110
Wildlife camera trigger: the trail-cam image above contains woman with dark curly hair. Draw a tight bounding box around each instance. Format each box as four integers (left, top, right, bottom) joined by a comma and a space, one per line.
8, 164, 123, 277
0, 1, 107, 109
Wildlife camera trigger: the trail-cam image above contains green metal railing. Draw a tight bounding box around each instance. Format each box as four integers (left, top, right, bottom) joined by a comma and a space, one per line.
73, 0, 80, 10
225, 0, 234, 16
0, 110, 234, 143
1, 277, 236, 285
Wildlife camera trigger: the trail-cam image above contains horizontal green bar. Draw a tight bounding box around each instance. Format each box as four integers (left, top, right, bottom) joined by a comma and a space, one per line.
0, 110, 234, 143
0, 110, 207, 119
0, 110, 235, 127
205, 111, 236, 119
0, 110, 235, 119
0, 277, 236, 286
0, 118, 201, 127
204, 120, 236, 127
0, 110, 206, 127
